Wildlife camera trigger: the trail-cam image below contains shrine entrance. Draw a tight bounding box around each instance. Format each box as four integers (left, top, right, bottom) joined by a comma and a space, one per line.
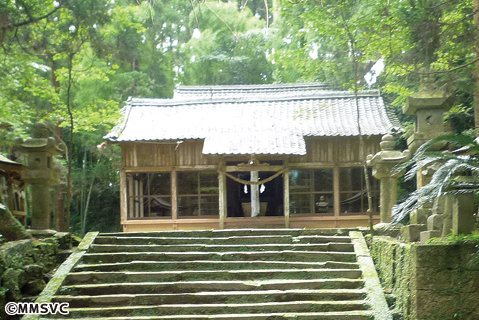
226, 171, 284, 218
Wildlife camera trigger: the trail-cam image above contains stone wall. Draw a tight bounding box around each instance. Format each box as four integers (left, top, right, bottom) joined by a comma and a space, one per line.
0, 232, 72, 319
369, 236, 479, 320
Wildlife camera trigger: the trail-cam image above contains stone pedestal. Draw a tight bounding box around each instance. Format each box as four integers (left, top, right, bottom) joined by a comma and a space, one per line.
420, 230, 442, 243
442, 194, 454, 236
401, 224, 427, 242
367, 134, 410, 223
452, 192, 475, 235
30, 185, 52, 229
410, 208, 428, 225
427, 214, 444, 234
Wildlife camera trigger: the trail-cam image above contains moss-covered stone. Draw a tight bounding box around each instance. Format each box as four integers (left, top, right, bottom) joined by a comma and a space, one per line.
0, 286, 7, 320
0, 240, 34, 269
22, 278, 46, 296
34, 240, 57, 256
54, 232, 72, 250
1, 268, 23, 301
23, 264, 44, 280
370, 236, 479, 320
0, 232, 74, 308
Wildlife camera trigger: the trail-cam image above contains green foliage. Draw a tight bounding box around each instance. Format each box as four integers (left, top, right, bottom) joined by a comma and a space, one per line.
180, 2, 273, 85
446, 105, 475, 134
427, 231, 479, 245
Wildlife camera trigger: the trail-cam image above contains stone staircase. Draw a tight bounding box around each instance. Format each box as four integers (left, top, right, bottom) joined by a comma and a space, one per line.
31, 229, 392, 320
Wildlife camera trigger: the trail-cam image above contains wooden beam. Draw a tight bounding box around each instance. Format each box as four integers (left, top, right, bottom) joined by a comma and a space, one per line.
123, 165, 218, 172
225, 165, 284, 172
287, 162, 363, 169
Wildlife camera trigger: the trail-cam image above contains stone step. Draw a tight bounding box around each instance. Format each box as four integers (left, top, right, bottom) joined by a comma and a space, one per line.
33, 230, 393, 320
40, 310, 374, 320
94, 235, 352, 246
47, 300, 370, 318
54, 289, 366, 308
73, 260, 359, 272
65, 268, 363, 285
99, 228, 355, 238
57, 279, 364, 296
88, 242, 354, 253
81, 251, 357, 264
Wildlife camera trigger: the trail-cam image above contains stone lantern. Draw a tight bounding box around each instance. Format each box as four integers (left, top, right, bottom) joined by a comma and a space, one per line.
367, 134, 410, 223
403, 72, 454, 189
15, 123, 65, 229
403, 72, 454, 154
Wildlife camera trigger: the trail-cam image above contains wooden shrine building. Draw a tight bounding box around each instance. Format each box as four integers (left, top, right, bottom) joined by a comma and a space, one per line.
0, 154, 27, 225
105, 83, 399, 231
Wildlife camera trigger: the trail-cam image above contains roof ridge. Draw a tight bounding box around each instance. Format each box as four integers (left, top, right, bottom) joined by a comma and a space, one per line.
131, 90, 381, 107
175, 83, 330, 91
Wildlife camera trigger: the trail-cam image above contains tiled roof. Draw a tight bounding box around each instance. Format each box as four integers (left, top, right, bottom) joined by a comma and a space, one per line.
0, 154, 23, 166
105, 84, 400, 155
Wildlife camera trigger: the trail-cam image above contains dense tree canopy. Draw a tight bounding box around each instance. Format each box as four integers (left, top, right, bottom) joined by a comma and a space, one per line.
0, 0, 478, 235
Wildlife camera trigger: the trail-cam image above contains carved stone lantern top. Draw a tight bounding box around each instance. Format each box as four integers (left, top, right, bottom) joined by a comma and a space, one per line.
15, 123, 65, 155
403, 69, 454, 115
368, 135, 410, 164
367, 134, 410, 179
14, 122, 65, 185
402, 70, 454, 153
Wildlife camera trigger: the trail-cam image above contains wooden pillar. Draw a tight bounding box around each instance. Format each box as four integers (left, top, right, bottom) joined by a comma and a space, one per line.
121, 169, 128, 225
171, 169, 178, 220
218, 158, 227, 229
133, 178, 139, 218
250, 171, 260, 217
333, 167, 340, 227
139, 177, 144, 217
283, 169, 290, 228
7, 176, 15, 210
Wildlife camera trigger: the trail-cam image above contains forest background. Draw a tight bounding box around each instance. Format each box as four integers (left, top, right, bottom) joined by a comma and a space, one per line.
0, 0, 477, 236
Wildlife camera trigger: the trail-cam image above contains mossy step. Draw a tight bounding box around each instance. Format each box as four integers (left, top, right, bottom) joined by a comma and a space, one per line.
40, 310, 374, 319
100, 230, 307, 238
94, 235, 352, 246
58, 279, 364, 296
46, 300, 371, 317
81, 251, 357, 264
53, 289, 367, 307
99, 228, 356, 238
95, 235, 295, 245
65, 269, 363, 285
74, 260, 359, 272
88, 243, 354, 253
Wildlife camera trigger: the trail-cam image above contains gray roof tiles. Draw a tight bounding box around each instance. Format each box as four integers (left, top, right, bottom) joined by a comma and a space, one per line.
106, 84, 399, 155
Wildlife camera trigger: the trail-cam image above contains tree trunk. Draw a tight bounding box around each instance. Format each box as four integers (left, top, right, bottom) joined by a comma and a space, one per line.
474, 0, 479, 128
0, 195, 31, 241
